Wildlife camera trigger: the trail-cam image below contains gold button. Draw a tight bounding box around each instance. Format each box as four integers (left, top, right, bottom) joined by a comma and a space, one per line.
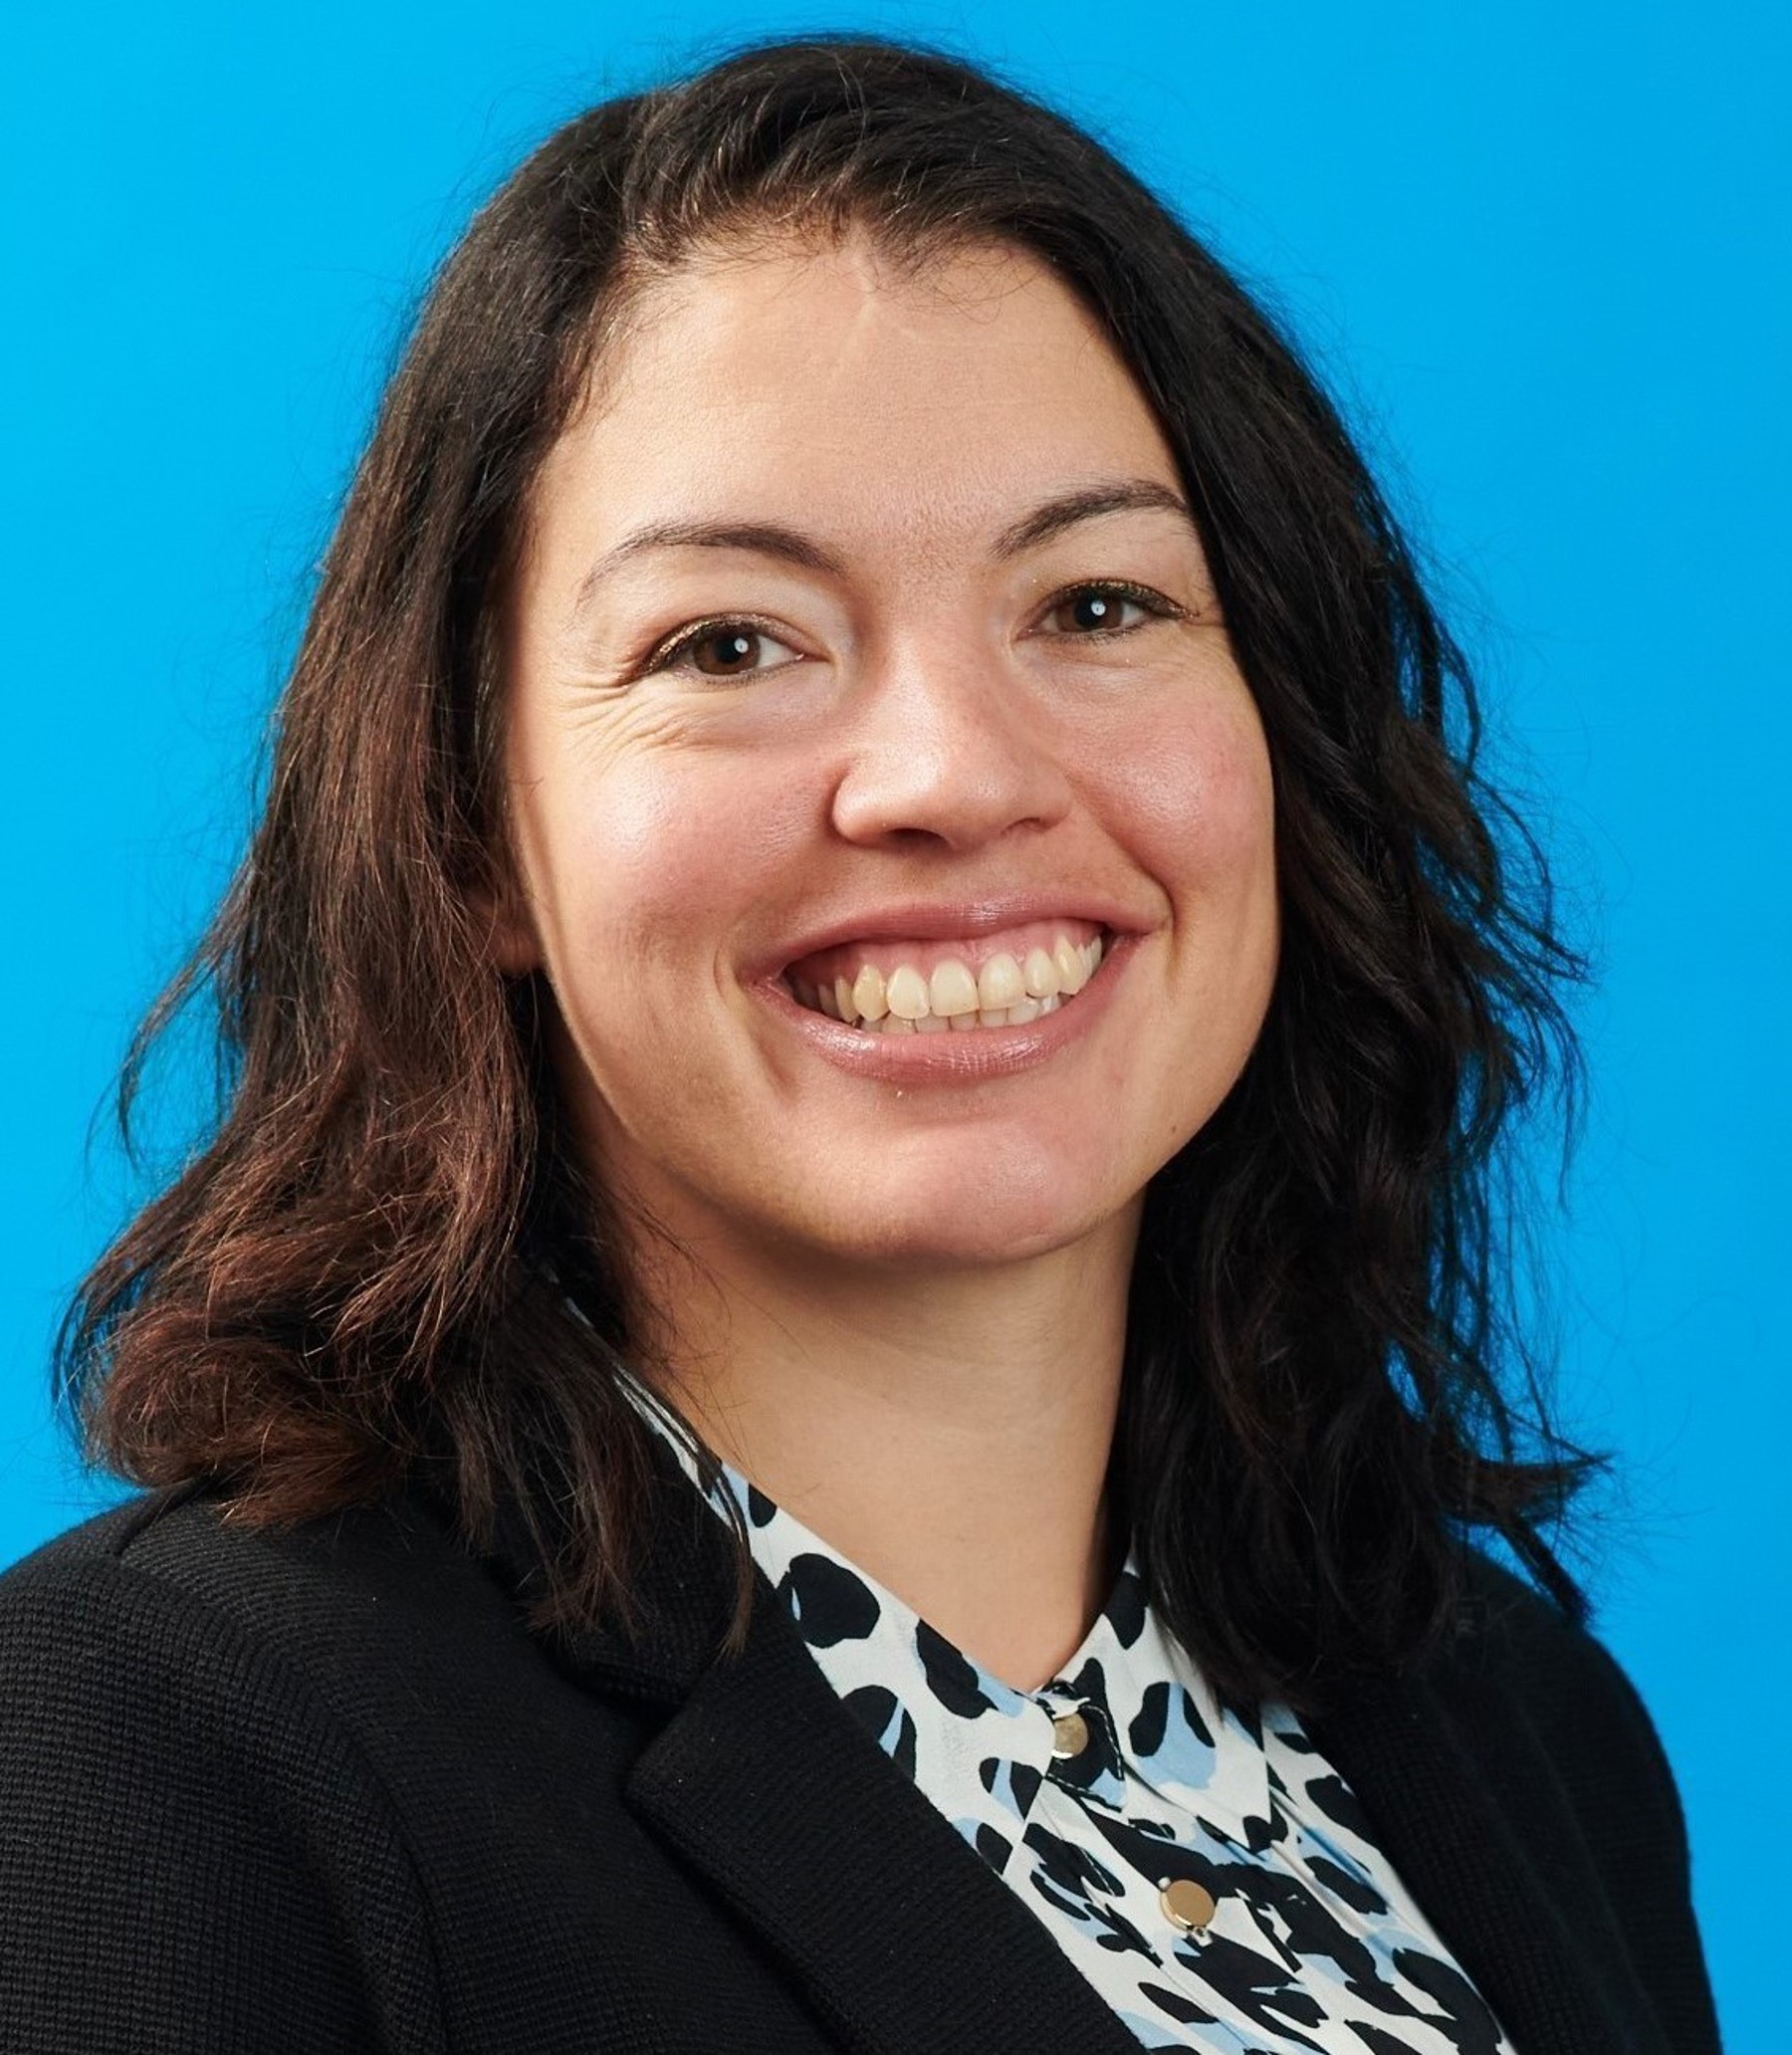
1159, 1878, 1218, 1934
1049, 1710, 1090, 1760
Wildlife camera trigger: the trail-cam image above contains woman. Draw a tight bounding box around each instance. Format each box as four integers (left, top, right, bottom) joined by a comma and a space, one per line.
0, 34, 1718, 2054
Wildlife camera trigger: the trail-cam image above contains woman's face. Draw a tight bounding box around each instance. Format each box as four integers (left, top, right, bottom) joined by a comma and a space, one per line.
498, 232, 1278, 1282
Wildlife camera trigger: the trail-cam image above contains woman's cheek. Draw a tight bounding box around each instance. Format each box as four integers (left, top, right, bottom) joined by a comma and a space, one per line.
1098, 691, 1274, 886
556, 748, 795, 964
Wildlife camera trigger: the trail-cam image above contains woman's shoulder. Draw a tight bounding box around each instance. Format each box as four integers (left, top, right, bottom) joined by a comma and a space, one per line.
0, 1484, 332, 1719
1434, 1545, 1694, 1882
1311, 1546, 1721, 2054
3, 1478, 475, 1653
0, 1469, 679, 1821
0, 1472, 612, 1847
0, 1484, 464, 2050
1312, 1543, 1697, 1957
1450, 1548, 1670, 1748
0, 1475, 552, 1730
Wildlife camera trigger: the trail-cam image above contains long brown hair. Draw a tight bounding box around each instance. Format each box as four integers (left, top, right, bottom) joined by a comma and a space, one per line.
57, 34, 1596, 1710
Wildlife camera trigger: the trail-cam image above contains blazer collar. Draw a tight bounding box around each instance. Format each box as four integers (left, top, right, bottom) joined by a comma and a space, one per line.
627, 1530, 1147, 2055
479, 1439, 1143, 2055
477, 1449, 1658, 2055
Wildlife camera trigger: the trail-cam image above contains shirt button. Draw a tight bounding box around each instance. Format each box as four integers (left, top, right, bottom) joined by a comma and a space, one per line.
1049, 1710, 1091, 1760
1159, 1878, 1218, 1935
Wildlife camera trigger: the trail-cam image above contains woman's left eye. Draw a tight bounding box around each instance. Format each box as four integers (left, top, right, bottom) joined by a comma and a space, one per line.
1039, 583, 1175, 636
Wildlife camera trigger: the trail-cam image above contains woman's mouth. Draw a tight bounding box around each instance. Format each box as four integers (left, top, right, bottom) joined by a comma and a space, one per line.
781, 918, 1108, 1035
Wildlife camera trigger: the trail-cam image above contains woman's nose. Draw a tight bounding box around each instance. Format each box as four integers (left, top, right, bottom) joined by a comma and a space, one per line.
827, 638, 1075, 851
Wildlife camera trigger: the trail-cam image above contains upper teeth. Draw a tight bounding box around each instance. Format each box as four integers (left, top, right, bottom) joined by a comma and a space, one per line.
788, 933, 1105, 1033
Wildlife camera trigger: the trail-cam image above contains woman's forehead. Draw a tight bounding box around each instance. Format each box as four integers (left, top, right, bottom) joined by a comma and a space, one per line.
532, 231, 1183, 572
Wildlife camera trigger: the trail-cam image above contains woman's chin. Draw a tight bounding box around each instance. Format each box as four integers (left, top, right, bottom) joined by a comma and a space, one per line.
780, 1170, 1133, 1276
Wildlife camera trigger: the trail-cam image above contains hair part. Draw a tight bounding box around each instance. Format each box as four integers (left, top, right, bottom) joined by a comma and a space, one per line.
57, 32, 1597, 1711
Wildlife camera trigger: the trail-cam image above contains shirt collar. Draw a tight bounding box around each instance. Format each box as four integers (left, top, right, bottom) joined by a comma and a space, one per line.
620, 1377, 1275, 1840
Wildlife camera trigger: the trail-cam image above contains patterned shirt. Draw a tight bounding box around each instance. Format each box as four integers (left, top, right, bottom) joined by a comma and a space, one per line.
628, 1387, 1516, 2055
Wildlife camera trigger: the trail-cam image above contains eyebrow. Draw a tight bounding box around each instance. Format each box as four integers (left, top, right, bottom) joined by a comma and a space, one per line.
570, 477, 1197, 617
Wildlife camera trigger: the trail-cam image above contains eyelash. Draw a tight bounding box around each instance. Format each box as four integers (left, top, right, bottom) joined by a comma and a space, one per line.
638, 578, 1184, 679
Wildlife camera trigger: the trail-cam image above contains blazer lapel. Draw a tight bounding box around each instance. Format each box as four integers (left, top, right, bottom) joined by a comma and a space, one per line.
486, 1453, 1140, 2055
624, 1569, 1146, 2055
1309, 1660, 1665, 2055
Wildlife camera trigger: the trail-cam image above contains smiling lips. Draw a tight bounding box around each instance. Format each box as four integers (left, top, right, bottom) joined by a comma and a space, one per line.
783, 917, 1107, 1034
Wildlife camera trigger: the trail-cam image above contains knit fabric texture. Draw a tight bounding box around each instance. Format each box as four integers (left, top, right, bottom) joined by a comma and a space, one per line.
0, 1468, 1722, 2054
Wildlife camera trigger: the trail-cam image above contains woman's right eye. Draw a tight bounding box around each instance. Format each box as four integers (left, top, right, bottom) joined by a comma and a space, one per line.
647, 620, 802, 679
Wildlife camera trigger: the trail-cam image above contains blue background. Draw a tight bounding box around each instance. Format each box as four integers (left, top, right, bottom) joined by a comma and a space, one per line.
4, 3, 1784, 2042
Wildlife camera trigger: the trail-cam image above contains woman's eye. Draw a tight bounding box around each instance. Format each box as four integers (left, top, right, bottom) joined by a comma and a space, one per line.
1041, 584, 1173, 636
651, 621, 801, 679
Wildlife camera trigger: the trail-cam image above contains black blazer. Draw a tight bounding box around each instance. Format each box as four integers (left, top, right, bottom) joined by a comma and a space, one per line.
0, 1452, 1720, 2054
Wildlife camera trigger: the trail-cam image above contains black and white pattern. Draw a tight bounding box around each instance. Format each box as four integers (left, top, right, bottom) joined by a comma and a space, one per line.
629, 1389, 1516, 2054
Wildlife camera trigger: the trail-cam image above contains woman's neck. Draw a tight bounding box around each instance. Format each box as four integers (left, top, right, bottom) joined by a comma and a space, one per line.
630, 1203, 1139, 1694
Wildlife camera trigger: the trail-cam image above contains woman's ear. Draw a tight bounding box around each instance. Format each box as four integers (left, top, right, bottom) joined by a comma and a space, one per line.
467, 863, 543, 978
